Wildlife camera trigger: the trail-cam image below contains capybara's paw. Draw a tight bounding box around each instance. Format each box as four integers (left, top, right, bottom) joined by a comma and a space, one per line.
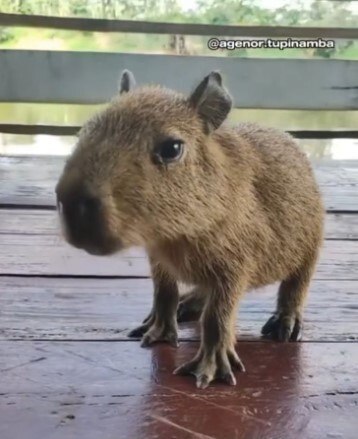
177, 294, 205, 323
141, 320, 179, 348
261, 313, 302, 342
142, 311, 154, 325
128, 311, 155, 338
128, 322, 152, 338
129, 319, 179, 348
173, 345, 245, 389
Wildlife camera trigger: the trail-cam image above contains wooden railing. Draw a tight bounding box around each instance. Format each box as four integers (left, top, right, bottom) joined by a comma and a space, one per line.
1, 12, 357, 39
0, 13, 357, 139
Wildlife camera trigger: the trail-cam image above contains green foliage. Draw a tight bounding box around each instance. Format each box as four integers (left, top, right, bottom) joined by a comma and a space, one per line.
0, 27, 14, 43
0, 0, 357, 60
69, 0, 89, 16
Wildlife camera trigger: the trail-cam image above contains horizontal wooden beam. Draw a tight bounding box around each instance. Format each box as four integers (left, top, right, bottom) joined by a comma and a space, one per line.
1, 124, 358, 139
1, 12, 357, 39
1, 50, 358, 109
0, 124, 79, 136
290, 130, 358, 139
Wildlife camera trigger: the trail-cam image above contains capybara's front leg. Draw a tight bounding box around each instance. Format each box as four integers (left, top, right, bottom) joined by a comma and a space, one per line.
128, 259, 179, 347
174, 279, 245, 388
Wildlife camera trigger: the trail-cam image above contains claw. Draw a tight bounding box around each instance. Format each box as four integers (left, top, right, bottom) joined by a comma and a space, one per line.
142, 331, 179, 348
262, 313, 302, 342
228, 350, 246, 372
128, 325, 149, 338
167, 334, 180, 348
174, 347, 244, 388
290, 318, 302, 341
135, 320, 179, 348
261, 314, 279, 335
278, 325, 292, 342
140, 334, 153, 347
221, 371, 237, 386
173, 359, 199, 376
142, 312, 153, 325
196, 375, 210, 389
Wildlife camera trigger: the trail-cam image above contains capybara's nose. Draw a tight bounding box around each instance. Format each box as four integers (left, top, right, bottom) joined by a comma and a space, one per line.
62, 193, 100, 225
56, 184, 101, 244
75, 194, 100, 219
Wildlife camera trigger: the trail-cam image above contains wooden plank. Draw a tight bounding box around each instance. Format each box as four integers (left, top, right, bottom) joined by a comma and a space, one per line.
0, 225, 357, 278
326, 213, 358, 239
0, 209, 357, 279
291, 130, 358, 139
1, 50, 357, 109
0, 124, 79, 136
1, 123, 358, 139
0, 341, 357, 439
314, 161, 358, 211
1, 156, 357, 212
1, 12, 357, 39
1, 209, 357, 240
0, 231, 150, 277
0, 277, 356, 342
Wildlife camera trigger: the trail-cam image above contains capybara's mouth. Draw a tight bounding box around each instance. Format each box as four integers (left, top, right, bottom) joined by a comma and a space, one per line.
65, 233, 123, 256
68, 236, 122, 256
82, 245, 115, 256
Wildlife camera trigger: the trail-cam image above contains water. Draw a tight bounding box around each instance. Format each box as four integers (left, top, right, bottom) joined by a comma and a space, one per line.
0, 104, 357, 159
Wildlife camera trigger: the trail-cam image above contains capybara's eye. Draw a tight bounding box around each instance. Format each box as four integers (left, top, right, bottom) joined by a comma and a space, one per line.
153, 139, 184, 165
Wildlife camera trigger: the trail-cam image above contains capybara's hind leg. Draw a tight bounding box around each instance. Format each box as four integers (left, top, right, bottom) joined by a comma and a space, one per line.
262, 252, 319, 342
177, 286, 206, 323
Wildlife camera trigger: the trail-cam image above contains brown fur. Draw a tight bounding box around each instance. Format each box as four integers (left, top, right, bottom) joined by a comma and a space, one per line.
56, 71, 325, 388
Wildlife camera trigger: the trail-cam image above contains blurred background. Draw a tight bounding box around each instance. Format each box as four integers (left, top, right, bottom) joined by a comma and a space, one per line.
0, 0, 357, 158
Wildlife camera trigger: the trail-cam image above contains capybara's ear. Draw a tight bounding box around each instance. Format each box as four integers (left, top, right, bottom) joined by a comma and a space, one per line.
188, 71, 232, 132
118, 69, 136, 94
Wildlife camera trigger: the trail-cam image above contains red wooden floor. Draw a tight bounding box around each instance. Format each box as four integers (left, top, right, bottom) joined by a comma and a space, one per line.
0, 156, 357, 439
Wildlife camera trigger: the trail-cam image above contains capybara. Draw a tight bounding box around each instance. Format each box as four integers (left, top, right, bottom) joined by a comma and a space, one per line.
56, 70, 324, 388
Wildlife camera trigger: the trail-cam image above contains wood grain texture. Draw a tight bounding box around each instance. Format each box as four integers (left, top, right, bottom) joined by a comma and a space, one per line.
0, 341, 357, 439
1, 208, 357, 239
0, 151, 357, 438
1, 12, 357, 39
0, 277, 356, 342
0, 230, 357, 278
1, 50, 357, 109
1, 156, 358, 212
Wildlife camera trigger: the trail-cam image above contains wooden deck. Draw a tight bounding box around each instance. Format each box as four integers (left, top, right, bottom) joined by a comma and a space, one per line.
0, 155, 357, 439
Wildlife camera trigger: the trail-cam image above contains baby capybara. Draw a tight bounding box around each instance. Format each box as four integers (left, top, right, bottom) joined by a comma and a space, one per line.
56, 70, 324, 388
